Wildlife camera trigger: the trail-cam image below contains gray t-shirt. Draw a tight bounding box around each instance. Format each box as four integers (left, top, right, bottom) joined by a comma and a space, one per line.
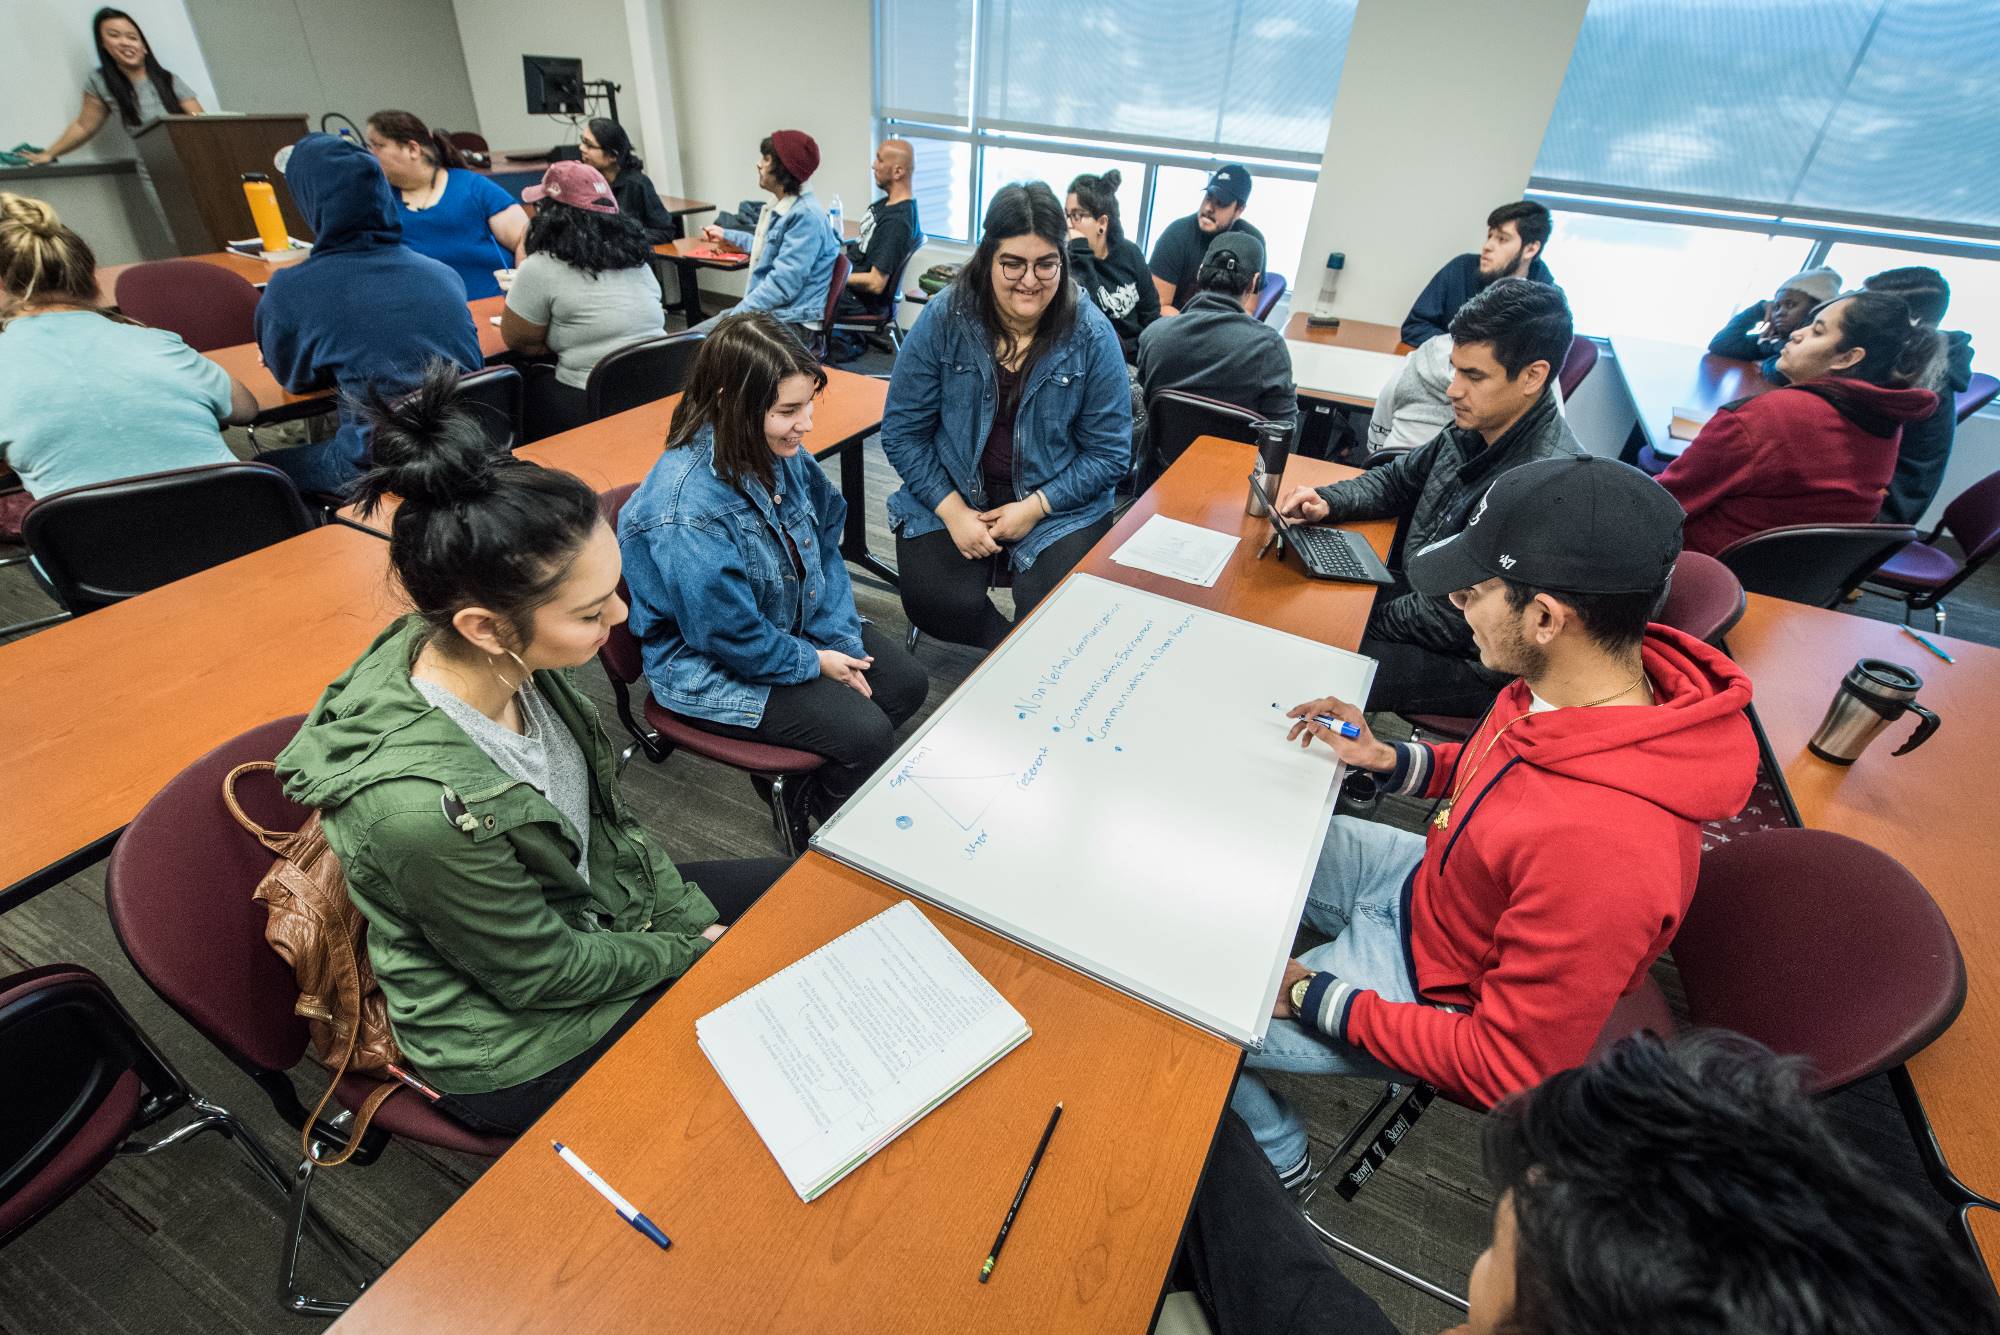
84, 68, 194, 137
505, 252, 665, 389
412, 676, 592, 875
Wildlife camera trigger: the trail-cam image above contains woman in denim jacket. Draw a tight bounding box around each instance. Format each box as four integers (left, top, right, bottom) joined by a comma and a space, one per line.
619, 312, 928, 820
696, 129, 838, 339
882, 182, 1133, 650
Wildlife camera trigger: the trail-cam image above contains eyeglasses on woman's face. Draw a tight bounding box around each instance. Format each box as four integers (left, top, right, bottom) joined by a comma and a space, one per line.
995, 253, 1062, 282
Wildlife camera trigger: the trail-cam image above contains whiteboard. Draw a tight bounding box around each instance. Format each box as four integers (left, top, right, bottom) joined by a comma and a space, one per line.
812, 574, 1377, 1047
5, 0, 219, 164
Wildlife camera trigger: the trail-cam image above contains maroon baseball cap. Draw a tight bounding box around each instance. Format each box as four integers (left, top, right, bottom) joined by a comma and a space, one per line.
523, 161, 618, 214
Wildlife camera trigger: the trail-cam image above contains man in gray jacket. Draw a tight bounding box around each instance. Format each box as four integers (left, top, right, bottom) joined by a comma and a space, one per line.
1279, 278, 1581, 716
1134, 231, 1295, 492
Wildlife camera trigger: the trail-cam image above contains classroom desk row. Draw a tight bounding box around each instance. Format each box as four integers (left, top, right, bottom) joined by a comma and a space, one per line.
1611, 337, 1773, 462
328, 439, 1396, 1333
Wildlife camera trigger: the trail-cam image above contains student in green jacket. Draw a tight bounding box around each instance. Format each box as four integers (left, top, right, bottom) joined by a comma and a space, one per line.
277, 362, 789, 1137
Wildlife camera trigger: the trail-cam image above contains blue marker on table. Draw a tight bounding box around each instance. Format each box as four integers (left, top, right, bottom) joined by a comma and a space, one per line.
553, 1140, 672, 1251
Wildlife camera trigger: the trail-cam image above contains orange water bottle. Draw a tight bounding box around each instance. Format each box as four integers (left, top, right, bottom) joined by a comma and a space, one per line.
240, 172, 289, 253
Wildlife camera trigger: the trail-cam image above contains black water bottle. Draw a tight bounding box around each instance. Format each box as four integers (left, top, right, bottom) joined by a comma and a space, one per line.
1247, 418, 1295, 517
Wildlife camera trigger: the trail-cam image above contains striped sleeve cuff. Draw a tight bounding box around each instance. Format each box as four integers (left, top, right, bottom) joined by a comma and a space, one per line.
1299, 971, 1362, 1045
1385, 740, 1432, 797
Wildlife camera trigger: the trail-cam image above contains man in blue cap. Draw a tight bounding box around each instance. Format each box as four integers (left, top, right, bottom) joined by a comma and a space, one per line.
1149, 163, 1264, 314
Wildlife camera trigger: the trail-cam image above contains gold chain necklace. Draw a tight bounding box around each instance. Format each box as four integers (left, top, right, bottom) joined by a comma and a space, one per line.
1431, 671, 1649, 831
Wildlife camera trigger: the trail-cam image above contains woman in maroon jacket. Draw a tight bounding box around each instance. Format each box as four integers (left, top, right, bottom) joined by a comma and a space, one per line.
1658, 291, 1941, 556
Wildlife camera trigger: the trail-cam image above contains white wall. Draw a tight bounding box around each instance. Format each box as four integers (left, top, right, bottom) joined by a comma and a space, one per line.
450, 0, 640, 158
4, 0, 219, 164
184, 0, 479, 137
1294, 0, 1590, 327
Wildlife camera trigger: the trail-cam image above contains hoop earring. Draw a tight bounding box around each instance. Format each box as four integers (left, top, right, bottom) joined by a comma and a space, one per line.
489, 648, 531, 696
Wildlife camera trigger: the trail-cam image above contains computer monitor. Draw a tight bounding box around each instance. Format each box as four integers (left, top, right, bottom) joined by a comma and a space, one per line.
523, 55, 585, 116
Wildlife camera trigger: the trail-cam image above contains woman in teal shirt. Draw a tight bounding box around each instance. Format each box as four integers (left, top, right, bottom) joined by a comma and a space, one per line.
365, 109, 527, 299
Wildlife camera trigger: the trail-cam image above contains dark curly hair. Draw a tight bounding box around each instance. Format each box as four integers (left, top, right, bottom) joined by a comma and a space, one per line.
523, 198, 654, 278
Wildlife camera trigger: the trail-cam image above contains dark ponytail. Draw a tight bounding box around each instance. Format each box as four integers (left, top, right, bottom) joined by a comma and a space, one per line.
366, 109, 466, 170
353, 361, 601, 649
1829, 291, 1945, 390
1066, 170, 1125, 248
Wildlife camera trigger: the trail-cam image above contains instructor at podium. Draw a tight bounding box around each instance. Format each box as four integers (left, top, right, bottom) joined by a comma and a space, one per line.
23, 9, 205, 167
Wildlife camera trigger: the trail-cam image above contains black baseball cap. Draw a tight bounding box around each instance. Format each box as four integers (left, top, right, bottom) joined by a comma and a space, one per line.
1204, 164, 1252, 208
1407, 455, 1684, 596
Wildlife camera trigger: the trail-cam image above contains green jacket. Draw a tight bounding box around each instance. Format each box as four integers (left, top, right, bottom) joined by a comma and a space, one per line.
276, 616, 717, 1095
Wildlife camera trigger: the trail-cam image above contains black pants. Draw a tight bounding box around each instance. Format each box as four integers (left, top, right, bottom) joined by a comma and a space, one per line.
435, 856, 791, 1136
521, 363, 592, 443
704, 623, 929, 799
1174, 1111, 1402, 1335
895, 516, 1115, 651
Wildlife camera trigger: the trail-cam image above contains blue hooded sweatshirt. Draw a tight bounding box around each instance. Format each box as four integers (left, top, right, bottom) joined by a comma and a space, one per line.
254, 133, 482, 493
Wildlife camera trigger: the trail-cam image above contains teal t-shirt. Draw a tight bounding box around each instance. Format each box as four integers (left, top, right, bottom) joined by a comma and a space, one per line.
396, 169, 517, 299
0, 311, 235, 497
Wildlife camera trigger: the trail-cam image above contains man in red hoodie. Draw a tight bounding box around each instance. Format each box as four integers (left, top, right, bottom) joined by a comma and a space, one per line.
1232, 454, 1758, 1182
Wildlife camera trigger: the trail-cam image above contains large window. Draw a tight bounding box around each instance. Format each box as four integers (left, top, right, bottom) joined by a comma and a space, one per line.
874, 0, 1355, 270
1544, 212, 1815, 347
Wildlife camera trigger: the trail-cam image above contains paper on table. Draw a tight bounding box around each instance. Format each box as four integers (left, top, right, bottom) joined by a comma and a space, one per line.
697, 900, 1031, 1202
1110, 514, 1240, 587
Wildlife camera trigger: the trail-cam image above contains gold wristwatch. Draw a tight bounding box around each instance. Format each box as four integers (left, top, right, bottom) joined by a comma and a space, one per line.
1290, 973, 1316, 1015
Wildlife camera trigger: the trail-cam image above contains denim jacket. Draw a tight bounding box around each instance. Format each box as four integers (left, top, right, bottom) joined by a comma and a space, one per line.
720, 189, 840, 327
881, 285, 1132, 570
618, 424, 866, 727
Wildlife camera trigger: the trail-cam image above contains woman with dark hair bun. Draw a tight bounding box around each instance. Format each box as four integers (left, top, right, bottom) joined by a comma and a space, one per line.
276, 360, 787, 1137
881, 181, 1133, 650
501, 161, 665, 439
365, 108, 527, 298
578, 118, 679, 243
1659, 289, 1944, 556
1065, 170, 1158, 362
620, 312, 929, 833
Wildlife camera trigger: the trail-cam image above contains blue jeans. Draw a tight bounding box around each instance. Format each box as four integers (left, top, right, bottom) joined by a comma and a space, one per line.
1230, 814, 1427, 1172
261, 434, 366, 498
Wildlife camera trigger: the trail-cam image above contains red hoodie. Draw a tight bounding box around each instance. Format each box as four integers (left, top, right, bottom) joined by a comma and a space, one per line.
1306, 625, 1756, 1108
1656, 378, 1938, 557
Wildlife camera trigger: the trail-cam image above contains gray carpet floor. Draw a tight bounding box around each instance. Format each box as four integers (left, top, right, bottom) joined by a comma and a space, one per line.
2, 347, 1992, 1332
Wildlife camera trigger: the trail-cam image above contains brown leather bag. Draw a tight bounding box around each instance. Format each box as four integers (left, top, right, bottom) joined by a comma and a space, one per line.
224, 761, 403, 1166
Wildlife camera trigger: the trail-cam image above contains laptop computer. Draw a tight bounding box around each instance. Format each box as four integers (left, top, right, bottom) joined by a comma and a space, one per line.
1248, 471, 1395, 586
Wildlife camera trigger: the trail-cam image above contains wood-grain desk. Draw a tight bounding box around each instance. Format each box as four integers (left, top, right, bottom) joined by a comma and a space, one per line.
1611, 337, 1772, 463
204, 296, 511, 415
1970, 1206, 1999, 1282
652, 239, 750, 326
1726, 596, 2000, 1207
1284, 312, 1407, 355
96, 248, 307, 302
332, 439, 1388, 1334
0, 524, 401, 910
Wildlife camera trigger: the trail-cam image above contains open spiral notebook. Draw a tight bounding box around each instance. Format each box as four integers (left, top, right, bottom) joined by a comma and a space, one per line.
696, 901, 1031, 1202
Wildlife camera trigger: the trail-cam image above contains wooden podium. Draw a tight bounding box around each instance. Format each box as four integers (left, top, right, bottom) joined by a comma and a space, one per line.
131, 114, 313, 255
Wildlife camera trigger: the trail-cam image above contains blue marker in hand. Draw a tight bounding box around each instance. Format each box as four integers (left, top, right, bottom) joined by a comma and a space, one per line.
1309, 713, 1363, 740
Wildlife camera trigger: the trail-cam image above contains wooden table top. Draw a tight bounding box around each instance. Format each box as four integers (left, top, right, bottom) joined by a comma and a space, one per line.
1725, 595, 2000, 1202
1283, 312, 1408, 355
0, 524, 401, 899
333, 439, 1387, 1333
205, 296, 511, 413
96, 248, 306, 301
1078, 438, 1392, 652
1611, 336, 1774, 459
1971, 1207, 2000, 1280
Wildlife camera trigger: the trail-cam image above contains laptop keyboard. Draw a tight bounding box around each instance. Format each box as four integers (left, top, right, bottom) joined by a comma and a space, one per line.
1294, 526, 1372, 579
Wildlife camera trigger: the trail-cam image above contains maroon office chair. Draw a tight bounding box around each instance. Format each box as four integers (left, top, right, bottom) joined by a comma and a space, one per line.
105, 716, 511, 1315
1402, 552, 1748, 742
1595, 829, 1964, 1094
806, 252, 854, 362
114, 260, 262, 352
1716, 521, 1919, 609
1954, 372, 1998, 424
1253, 271, 1287, 322
831, 246, 923, 354
0, 964, 300, 1251
595, 486, 827, 854
445, 130, 490, 155
1557, 335, 1599, 399
1863, 467, 2000, 634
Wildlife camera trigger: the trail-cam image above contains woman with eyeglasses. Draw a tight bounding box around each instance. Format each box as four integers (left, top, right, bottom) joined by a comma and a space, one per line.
881, 182, 1133, 650
577, 118, 679, 244
1065, 171, 1159, 363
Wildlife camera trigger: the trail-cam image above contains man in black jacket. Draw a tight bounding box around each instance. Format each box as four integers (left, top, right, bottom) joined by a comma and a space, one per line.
1133, 232, 1295, 491
1401, 200, 1557, 347
1280, 279, 1581, 716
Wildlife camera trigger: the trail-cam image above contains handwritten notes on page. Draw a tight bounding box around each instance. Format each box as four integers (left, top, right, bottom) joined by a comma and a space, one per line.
1109, 515, 1241, 587
697, 901, 1030, 1202
813, 574, 1377, 1047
